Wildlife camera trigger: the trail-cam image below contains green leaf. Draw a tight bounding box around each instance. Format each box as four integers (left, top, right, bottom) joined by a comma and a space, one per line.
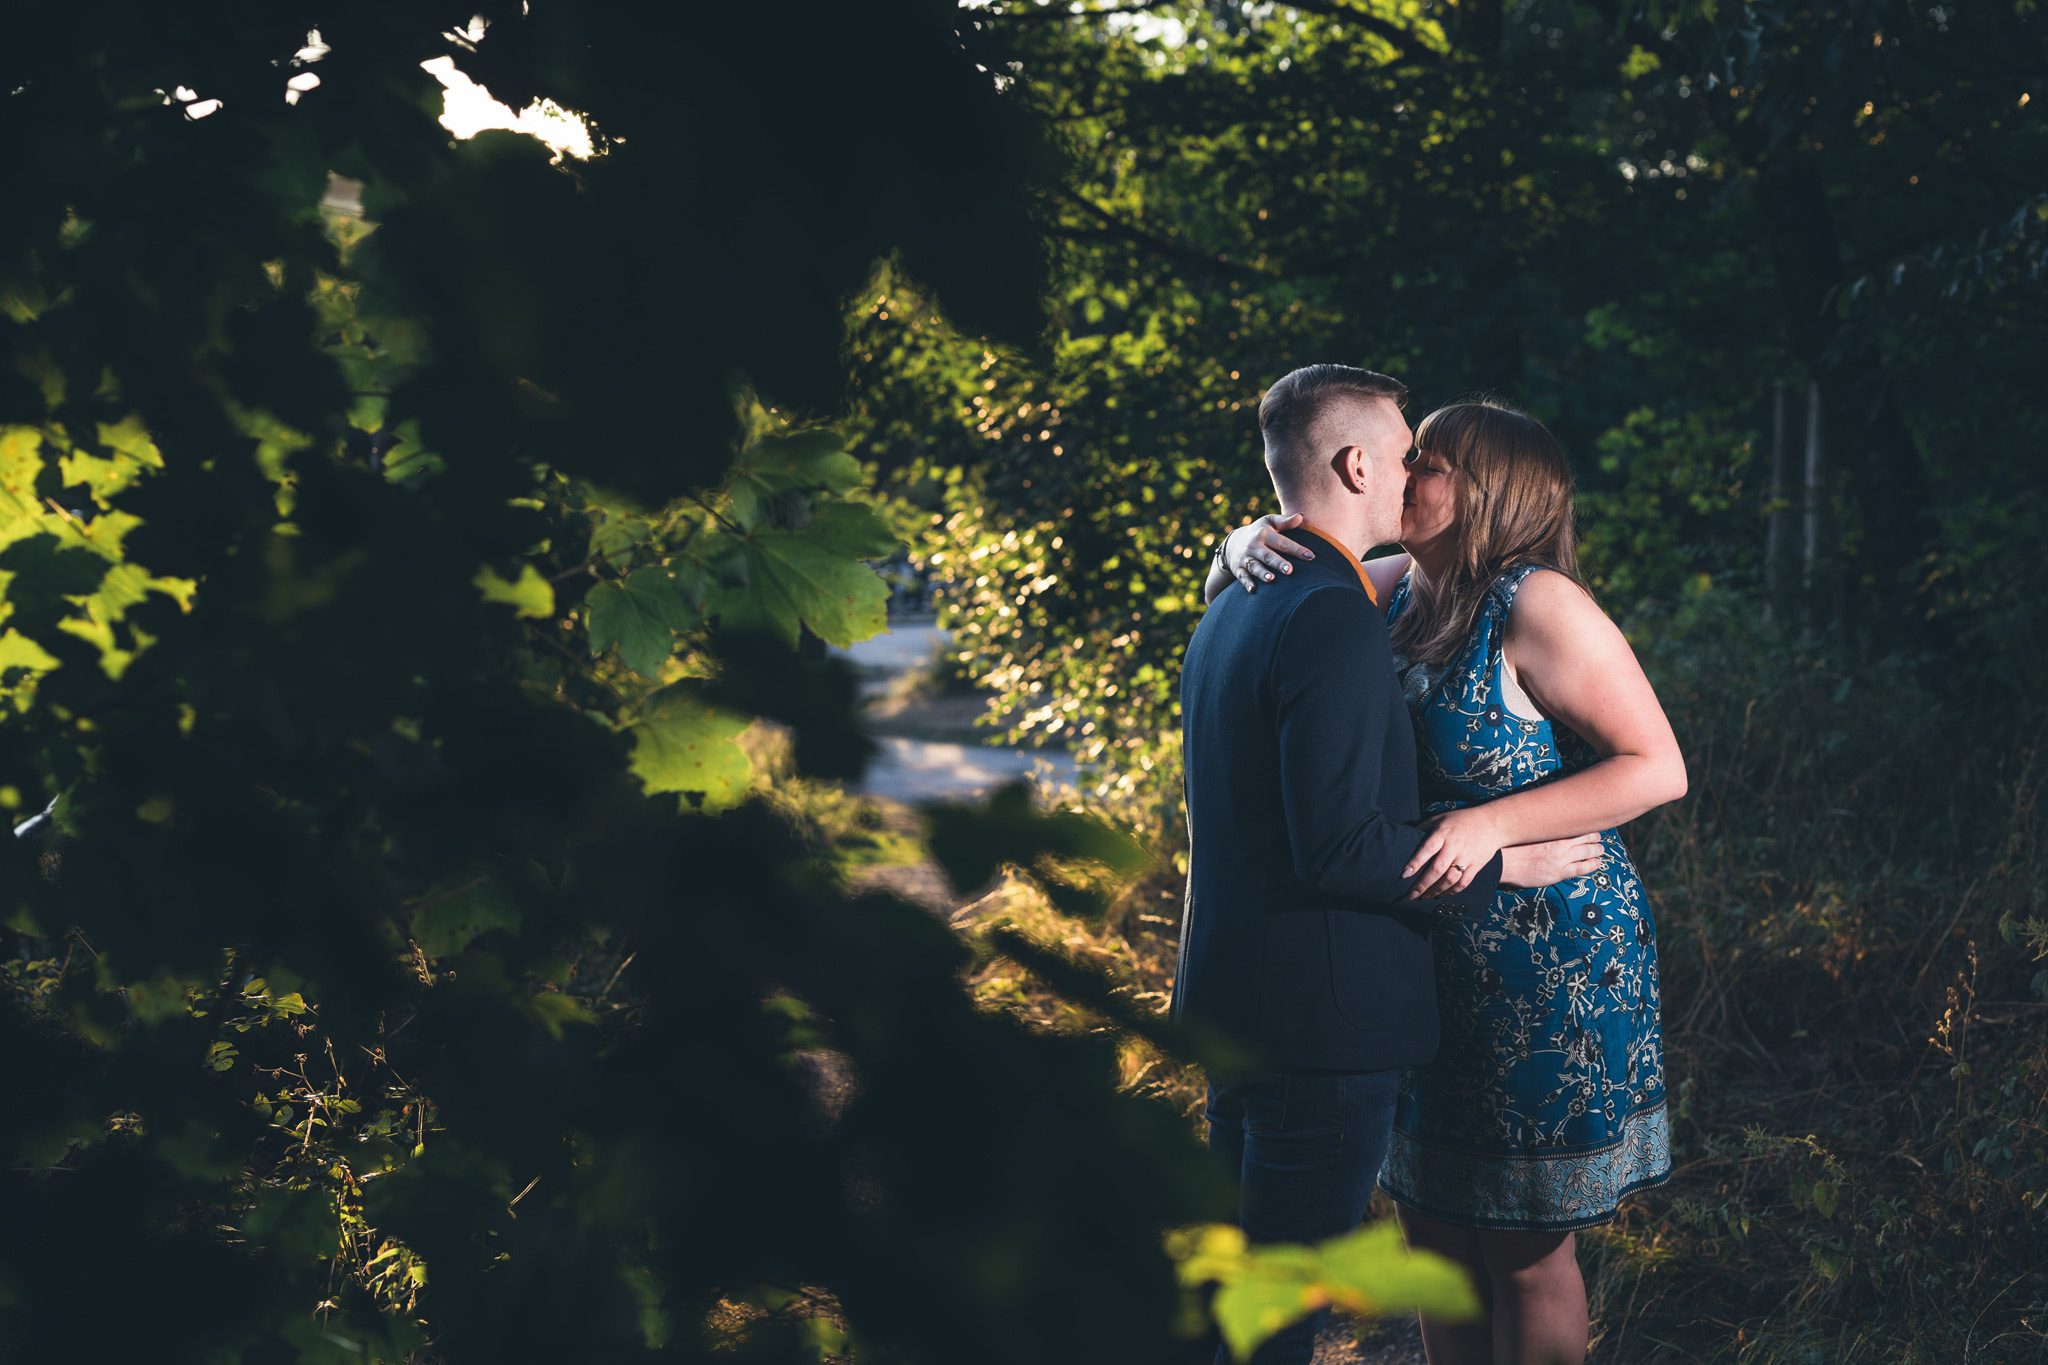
729, 429, 863, 530
764, 992, 828, 1050
1167, 1223, 1249, 1289
1620, 45, 1662, 80
473, 563, 556, 620
807, 500, 902, 560
1213, 1268, 1316, 1361
0, 427, 48, 545
56, 414, 164, 502
411, 880, 524, 958
529, 990, 592, 1040
1312, 1222, 1481, 1319
716, 528, 890, 649
1171, 1220, 1478, 1360
736, 428, 861, 494
0, 628, 59, 676
126, 973, 194, 1023
804, 1318, 850, 1355
587, 567, 696, 676
588, 511, 653, 567
628, 685, 752, 812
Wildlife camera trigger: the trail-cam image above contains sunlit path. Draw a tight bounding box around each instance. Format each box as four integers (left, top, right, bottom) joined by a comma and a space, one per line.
833, 620, 1079, 805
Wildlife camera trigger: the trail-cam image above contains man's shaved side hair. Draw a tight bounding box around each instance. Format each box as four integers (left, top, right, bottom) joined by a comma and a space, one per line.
1258, 364, 1409, 498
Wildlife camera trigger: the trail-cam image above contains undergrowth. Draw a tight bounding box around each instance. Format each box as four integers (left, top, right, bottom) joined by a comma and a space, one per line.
923, 587, 2048, 1362
1584, 593, 2048, 1363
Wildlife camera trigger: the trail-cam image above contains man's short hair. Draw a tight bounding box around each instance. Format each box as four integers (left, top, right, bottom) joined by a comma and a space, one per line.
1259, 364, 1409, 494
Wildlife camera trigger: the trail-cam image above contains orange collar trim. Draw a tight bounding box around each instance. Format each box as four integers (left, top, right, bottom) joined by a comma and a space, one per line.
1295, 520, 1378, 606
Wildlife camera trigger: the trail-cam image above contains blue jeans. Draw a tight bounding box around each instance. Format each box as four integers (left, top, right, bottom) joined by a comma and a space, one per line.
1205, 1068, 1402, 1365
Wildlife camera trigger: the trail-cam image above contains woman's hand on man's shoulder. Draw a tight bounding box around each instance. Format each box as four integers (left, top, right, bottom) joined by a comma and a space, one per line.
1223, 512, 1315, 593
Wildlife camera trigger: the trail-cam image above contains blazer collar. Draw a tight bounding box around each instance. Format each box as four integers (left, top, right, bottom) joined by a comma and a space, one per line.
1293, 521, 1379, 607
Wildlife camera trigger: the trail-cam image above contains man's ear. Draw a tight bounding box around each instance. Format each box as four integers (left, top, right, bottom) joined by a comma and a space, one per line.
1331, 444, 1368, 494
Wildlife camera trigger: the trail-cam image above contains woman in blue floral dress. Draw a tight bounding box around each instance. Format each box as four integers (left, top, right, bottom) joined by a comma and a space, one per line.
1216, 400, 1686, 1364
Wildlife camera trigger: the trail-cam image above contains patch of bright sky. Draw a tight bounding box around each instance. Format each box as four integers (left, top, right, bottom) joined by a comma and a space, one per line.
286, 29, 329, 105
163, 18, 595, 163
422, 11, 598, 163
420, 55, 598, 163
169, 85, 223, 120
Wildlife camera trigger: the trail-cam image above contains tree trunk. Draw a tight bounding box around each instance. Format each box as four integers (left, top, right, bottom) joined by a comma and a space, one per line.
1766, 380, 1793, 619
1749, 151, 1941, 614
1802, 380, 1827, 637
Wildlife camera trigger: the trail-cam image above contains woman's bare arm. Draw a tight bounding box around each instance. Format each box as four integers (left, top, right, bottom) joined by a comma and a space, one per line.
1363, 551, 1411, 602
1202, 515, 1411, 604
1202, 513, 1313, 602
1202, 553, 1237, 604
1404, 569, 1687, 895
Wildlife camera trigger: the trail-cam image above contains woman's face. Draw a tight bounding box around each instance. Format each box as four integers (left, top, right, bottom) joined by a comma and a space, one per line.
1400, 446, 1459, 548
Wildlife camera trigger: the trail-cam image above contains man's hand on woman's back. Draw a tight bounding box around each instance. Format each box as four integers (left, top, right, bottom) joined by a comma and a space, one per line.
1500, 833, 1606, 889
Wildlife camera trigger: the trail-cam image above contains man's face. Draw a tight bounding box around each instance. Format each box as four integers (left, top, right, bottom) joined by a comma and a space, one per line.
1351, 398, 1414, 545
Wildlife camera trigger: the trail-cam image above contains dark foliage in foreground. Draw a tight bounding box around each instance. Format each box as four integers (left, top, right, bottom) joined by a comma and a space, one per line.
0, 5, 1229, 1361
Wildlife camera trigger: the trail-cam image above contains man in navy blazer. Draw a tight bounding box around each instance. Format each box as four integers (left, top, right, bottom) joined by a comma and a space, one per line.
1174, 365, 1562, 1364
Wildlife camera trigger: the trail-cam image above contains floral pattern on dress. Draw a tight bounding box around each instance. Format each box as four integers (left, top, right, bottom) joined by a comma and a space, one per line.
1376, 564, 1672, 1230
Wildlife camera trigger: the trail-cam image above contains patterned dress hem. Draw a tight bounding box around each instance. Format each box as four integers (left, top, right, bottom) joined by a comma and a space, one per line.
1377, 1099, 1674, 1232
1379, 1165, 1673, 1233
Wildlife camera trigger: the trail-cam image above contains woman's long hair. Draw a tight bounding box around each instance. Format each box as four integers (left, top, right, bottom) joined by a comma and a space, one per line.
1388, 400, 1586, 667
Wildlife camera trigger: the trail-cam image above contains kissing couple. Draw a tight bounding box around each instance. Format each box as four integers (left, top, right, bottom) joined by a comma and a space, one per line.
1174, 365, 1687, 1364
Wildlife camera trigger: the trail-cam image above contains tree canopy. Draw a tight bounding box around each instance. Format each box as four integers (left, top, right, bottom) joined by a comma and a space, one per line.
859, 0, 2045, 832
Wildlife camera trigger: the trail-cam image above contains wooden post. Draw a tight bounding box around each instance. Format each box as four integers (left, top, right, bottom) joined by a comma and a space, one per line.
1802, 381, 1825, 634
1765, 381, 1791, 618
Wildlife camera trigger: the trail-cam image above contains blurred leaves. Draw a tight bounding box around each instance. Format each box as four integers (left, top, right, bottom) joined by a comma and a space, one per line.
1170, 1221, 1478, 1361
927, 780, 1147, 909
472, 562, 555, 619
712, 519, 897, 650
586, 566, 695, 677
627, 685, 753, 812
728, 427, 863, 530
0, 4, 1232, 1363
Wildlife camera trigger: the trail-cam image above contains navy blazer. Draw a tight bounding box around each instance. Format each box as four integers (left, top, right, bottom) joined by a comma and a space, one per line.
1172, 527, 1503, 1071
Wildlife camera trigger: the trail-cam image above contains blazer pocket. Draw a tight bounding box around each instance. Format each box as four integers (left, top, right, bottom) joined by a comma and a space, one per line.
1324, 911, 1418, 1032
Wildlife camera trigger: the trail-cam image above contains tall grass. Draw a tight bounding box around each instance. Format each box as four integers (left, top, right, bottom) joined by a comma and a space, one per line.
1583, 592, 2048, 1362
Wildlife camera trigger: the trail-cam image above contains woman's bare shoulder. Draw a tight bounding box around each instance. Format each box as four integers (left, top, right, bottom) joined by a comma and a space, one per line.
1363, 551, 1411, 601
1505, 567, 1612, 640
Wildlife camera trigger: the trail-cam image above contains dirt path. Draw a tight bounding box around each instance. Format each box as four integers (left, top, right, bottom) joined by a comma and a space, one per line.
831, 618, 1078, 805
